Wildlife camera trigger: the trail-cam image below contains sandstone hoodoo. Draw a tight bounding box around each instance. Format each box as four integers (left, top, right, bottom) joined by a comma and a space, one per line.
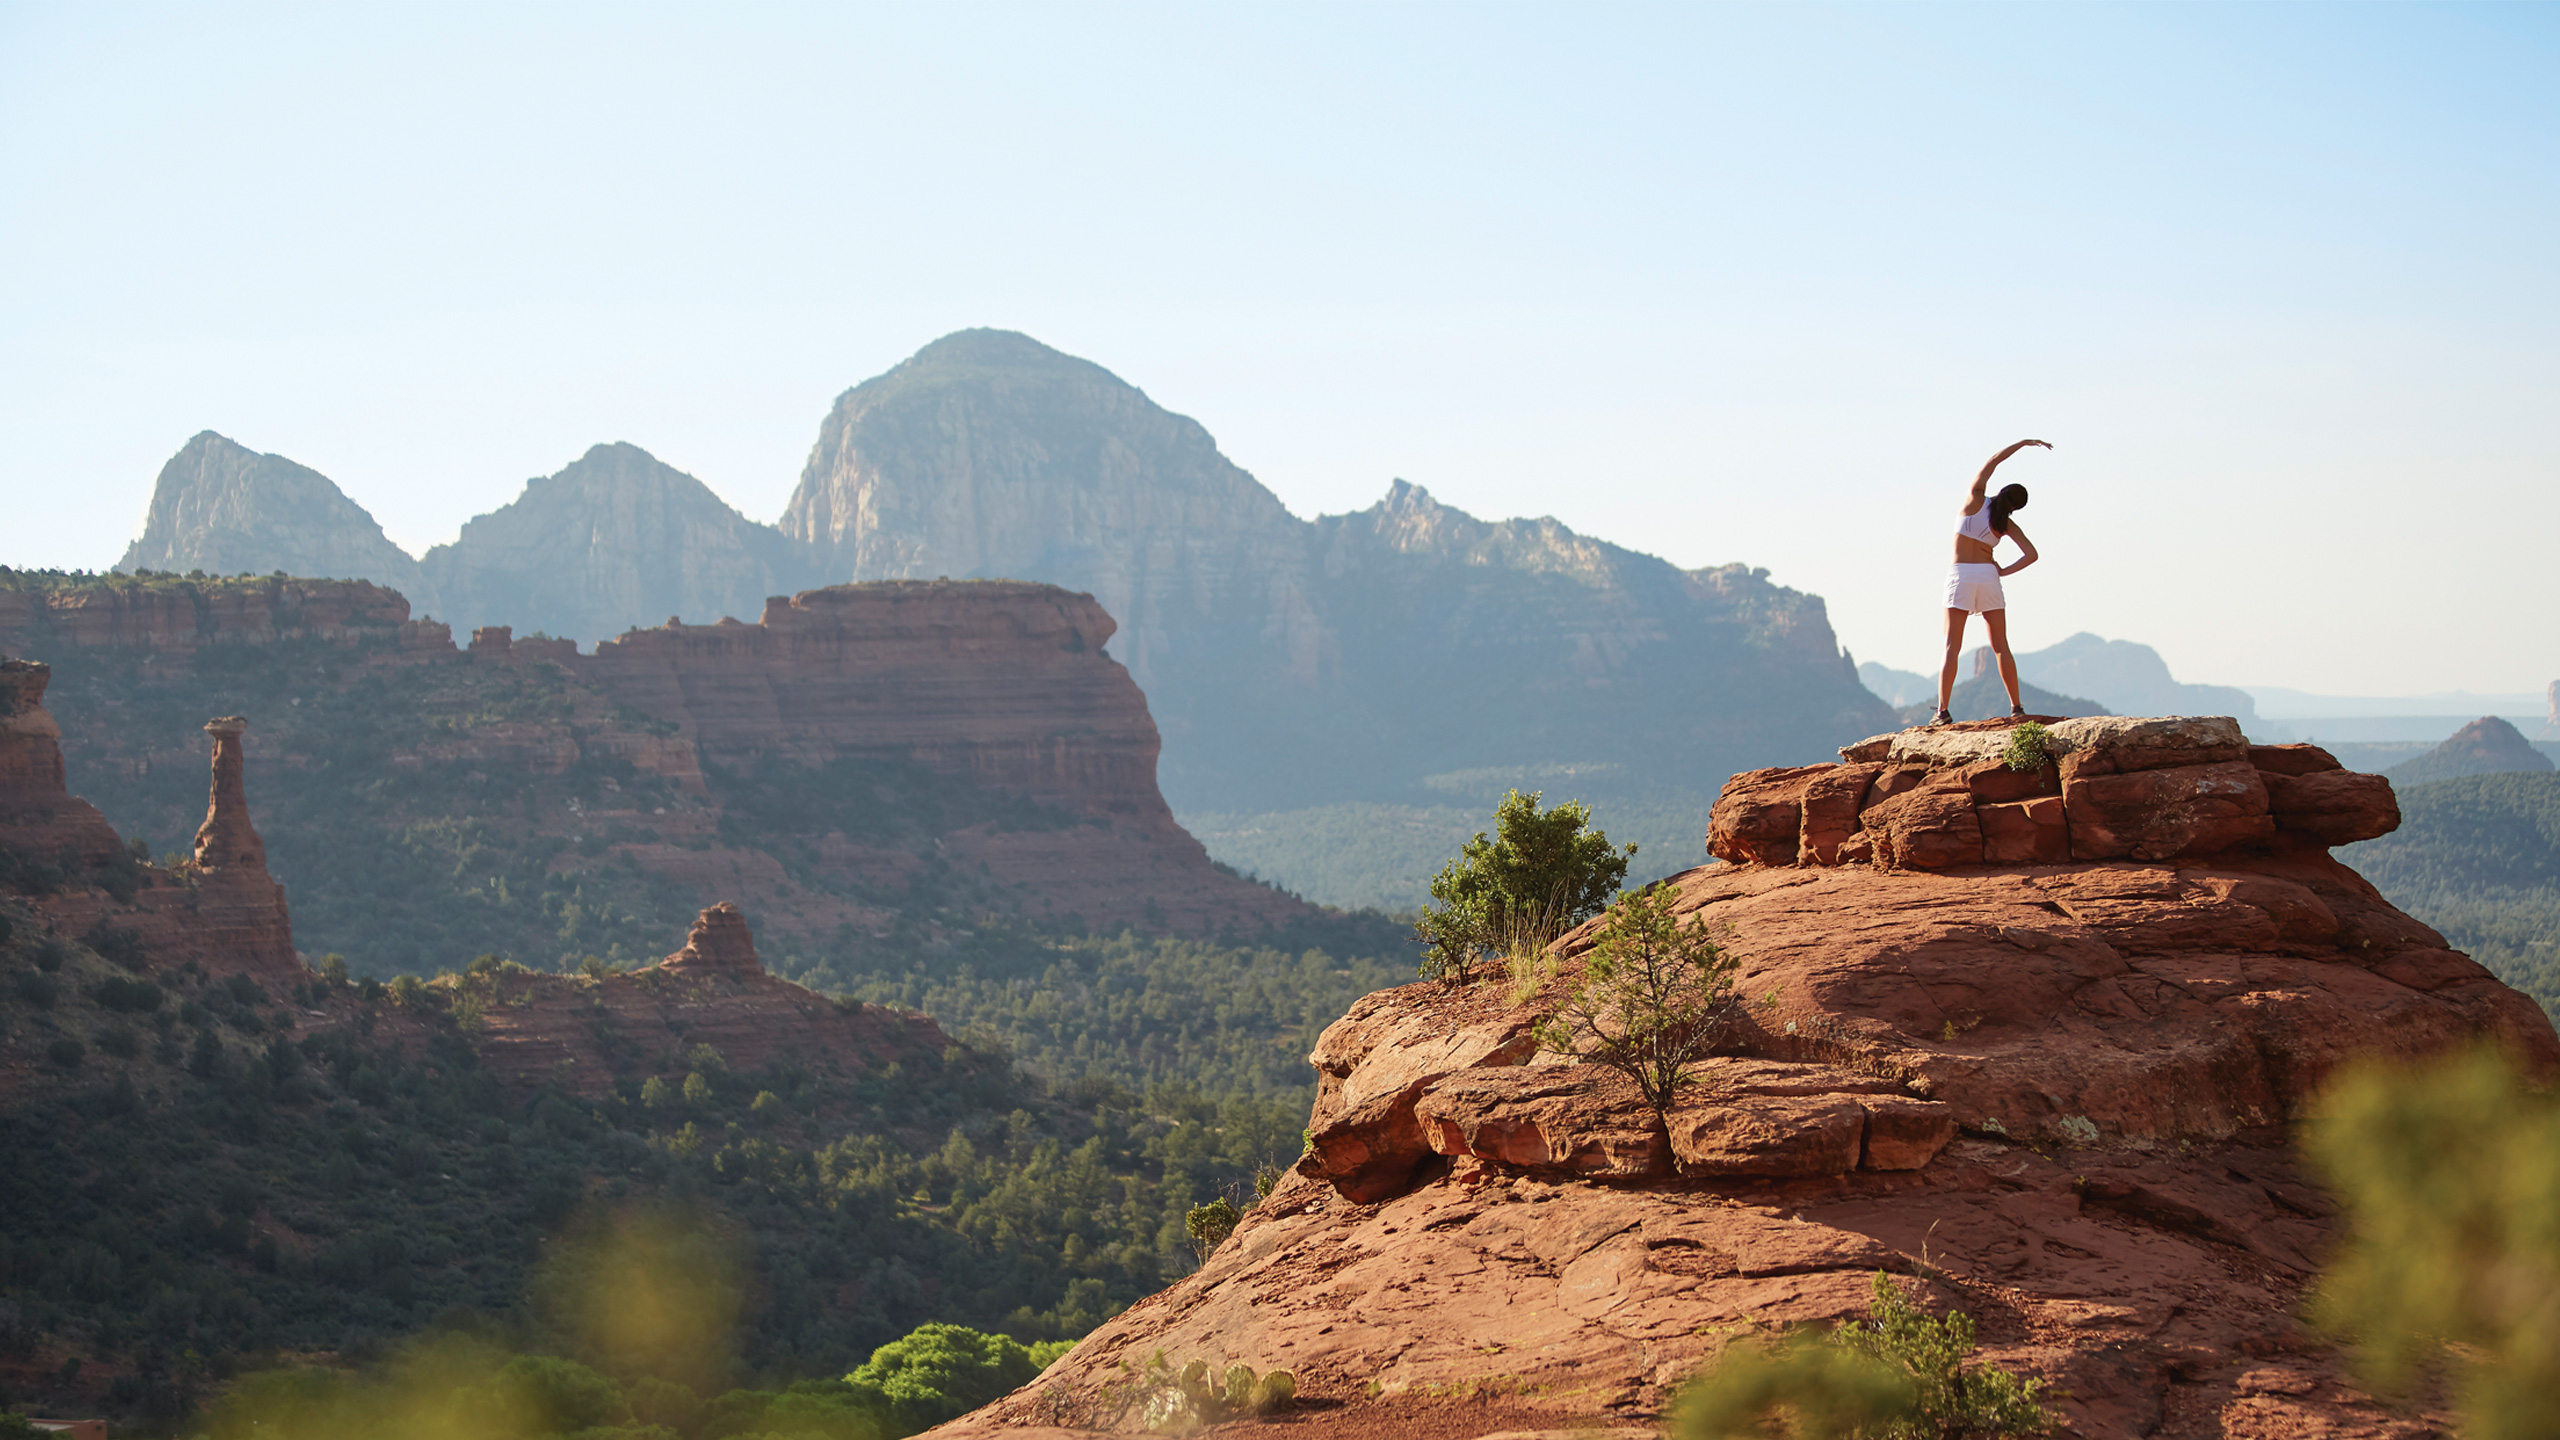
936, 717, 2559, 1439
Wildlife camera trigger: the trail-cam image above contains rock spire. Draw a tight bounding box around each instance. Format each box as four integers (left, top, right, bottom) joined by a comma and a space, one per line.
193, 716, 268, 871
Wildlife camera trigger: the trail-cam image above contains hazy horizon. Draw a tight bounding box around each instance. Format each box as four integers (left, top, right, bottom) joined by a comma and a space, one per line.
4, 3, 2553, 694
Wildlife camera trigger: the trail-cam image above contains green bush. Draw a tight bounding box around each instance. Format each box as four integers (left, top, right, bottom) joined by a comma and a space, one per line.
1184, 1198, 1239, 1262
91, 974, 164, 1012
1676, 1272, 2049, 1438
846, 1322, 1051, 1434
1415, 789, 1633, 984
1535, 884, 1738, 1113
2001, 722, 2053, 773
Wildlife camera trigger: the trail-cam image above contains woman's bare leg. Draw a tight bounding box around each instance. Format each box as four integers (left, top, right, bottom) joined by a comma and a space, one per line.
1983, 608, 2023, 712
1936, 608, 1970, 715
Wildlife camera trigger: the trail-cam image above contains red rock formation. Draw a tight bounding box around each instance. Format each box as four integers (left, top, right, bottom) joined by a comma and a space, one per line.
11, 574, 1311, 947
1, 669, 301, 980
455, 903, 954, 1097
658, 900, 758, 973
0, 660, 127, 869
176, 716, 298, 974
1727, 715, 2398, 873
580, 581, 1306, 933
935, 718, 2559, 1440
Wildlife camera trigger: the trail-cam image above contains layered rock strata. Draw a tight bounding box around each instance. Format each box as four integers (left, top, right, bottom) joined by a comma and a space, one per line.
936, 718, 2559, 1440
5, 573, 1308, 951
578, 581, 1306, 934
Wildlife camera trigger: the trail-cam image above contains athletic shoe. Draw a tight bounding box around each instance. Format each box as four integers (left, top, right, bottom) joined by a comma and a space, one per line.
1928, 709, 1953, 727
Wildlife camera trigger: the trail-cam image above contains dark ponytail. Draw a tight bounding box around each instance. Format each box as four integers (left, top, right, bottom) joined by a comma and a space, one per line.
1989, 482, 2029, 536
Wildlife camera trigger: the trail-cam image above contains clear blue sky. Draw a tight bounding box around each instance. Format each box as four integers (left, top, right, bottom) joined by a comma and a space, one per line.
3, 2, 2553, 694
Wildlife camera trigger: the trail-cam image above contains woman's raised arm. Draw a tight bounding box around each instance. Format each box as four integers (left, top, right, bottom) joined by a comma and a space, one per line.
1970, 439, 2052, 504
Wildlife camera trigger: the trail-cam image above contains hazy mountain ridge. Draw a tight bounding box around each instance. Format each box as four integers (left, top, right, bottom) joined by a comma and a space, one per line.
1861, 631, 2253, 722
418, 441, 806, 642
108, 329, 1890, 838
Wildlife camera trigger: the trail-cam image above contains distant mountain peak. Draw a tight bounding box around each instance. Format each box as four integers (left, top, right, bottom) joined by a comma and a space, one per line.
117, 432, 421, 590
2387, 715, 2555, 785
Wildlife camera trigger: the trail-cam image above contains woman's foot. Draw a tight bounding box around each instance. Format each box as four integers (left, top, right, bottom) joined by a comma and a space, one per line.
1928, 709, 1953, 727
2009, 704, 2028, 720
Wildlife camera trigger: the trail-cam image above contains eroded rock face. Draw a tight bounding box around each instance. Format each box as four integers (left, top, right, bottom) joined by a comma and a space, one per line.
1733, 715, 2392, 874
938, 722, 2560, 1440
581, 581, 1307, 935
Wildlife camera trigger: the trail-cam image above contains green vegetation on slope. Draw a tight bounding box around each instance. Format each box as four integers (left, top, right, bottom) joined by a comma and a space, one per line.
0, 893, 1390, 1428
2342, 772, 2560, 1013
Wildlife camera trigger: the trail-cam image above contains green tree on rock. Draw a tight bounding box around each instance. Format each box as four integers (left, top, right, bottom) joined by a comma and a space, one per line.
1416, 789, 1633, 984
1535, 883, 1738, 1114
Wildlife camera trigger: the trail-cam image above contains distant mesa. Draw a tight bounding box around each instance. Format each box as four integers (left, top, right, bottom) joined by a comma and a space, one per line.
2386, 715, 2556, 786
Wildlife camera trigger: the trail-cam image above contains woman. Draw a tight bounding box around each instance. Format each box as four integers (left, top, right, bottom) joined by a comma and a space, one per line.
1930, 438, 2048, 726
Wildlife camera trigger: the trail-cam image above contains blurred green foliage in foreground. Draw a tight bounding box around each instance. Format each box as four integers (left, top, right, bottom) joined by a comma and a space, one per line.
2307, 1047, 2560, 1436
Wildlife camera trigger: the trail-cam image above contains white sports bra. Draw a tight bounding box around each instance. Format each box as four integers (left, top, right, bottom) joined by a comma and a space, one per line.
1955, 504, 1998, 545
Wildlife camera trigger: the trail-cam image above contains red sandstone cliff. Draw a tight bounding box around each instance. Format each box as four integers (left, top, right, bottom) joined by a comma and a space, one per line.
578, 582, 1303, 934
934, 717, 2559, 1440
2, 573, 1312, 949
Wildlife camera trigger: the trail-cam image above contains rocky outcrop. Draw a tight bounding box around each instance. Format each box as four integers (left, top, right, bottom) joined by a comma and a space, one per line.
935, 717, 2559, 1440
1715, 715, 2399, 871
419, 442, 806, 644
2384, 714, 2554, 785
454, 903, 955, 1096
116, 432, 424, 593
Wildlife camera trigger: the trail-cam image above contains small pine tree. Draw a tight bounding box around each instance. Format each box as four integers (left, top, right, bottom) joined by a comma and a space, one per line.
1536, 884, 1739, 1114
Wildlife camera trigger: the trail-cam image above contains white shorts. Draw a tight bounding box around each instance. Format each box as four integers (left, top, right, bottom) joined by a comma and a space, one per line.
1945, 563, 2004, 615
